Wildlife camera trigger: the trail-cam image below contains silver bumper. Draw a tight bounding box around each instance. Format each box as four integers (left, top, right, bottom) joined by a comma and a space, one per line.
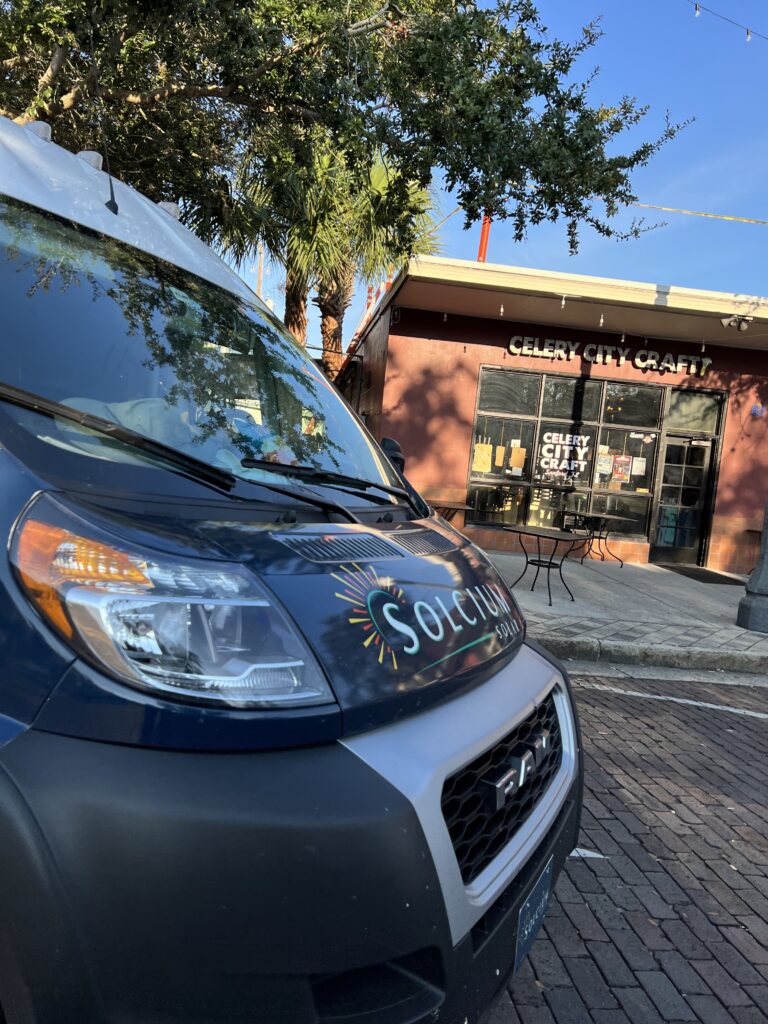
342, 642, 579, 945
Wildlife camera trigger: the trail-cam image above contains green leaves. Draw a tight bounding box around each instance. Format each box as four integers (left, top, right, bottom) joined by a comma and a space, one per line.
0, 0, 680, 271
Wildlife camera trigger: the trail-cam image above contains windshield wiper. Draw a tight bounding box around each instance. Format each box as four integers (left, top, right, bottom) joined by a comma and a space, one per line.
0, 382, 360, 523
240, 458, 425, 518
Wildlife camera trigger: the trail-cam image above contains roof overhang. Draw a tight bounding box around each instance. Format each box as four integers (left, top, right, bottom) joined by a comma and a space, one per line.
368, 256, 768, 351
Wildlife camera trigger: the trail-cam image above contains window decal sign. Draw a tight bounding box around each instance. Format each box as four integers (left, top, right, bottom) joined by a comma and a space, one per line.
508, 336, 713, 377
536, 428, 595, 484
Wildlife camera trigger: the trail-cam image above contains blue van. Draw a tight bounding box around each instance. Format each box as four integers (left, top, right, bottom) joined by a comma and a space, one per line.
0, 117, 582, 1024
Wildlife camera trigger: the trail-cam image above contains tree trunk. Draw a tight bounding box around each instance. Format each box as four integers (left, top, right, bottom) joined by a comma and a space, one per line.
315, 267, 355, 381
284, 267, 308, 345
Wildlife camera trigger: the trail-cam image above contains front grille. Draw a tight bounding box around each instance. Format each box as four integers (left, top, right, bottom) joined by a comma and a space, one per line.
441, 692, 562, 885
277, 532, 403, 563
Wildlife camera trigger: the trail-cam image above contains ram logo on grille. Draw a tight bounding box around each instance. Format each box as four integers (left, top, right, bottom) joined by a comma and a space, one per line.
481, 729, 551, 812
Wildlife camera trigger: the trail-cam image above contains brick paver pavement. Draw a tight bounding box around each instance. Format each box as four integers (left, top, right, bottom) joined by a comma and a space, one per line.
528, 611, 768, 656
488, 675, 768, 1024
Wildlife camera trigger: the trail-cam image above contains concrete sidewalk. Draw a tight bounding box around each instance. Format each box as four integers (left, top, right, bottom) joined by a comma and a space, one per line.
487, 552, 768, 674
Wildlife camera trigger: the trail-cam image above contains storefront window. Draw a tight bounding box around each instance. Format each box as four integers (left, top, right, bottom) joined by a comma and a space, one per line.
667, 390, 722, 434
591, 493, 651, 535
527, 487, 589, 530
595, 428, 658, 494
603, 383, 662, 427
542, 377, 601, 421
466, 368, 707, 540
477, 369, 540, 417
470, 415, 535, 481
467, 483, 527, 525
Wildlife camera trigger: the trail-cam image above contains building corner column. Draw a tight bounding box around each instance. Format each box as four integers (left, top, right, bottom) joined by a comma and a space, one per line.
736, 501, 768, 632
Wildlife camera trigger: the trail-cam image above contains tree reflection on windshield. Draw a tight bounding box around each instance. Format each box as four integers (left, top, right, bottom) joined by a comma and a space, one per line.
0, 198, 390, 486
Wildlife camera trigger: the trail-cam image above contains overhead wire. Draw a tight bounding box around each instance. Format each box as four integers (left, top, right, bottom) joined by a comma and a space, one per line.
436, 199, 768, 234
631, 202, 768, 227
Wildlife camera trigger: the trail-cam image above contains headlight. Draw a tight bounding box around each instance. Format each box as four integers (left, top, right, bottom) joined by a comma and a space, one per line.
11, 496, 333, 709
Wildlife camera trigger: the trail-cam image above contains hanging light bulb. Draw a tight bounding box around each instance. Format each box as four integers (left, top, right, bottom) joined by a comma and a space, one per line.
694, 2, 700, 15
599, 313, 604, 327
747, 27, 752, 41
620, 331, 626, 344
561, 296, 566, 309
499, 303, 505, 317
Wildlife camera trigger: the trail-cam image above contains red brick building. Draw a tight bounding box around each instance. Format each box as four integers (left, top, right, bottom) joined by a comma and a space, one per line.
340, 258, 768, 575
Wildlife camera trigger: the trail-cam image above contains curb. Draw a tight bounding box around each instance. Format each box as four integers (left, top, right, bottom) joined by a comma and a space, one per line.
531, 632, 768, 676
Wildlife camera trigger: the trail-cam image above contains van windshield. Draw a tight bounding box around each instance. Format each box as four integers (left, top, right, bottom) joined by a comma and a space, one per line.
0, 197, 398, 492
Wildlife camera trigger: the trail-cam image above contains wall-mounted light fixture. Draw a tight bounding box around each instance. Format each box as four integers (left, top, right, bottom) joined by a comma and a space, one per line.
720, 314, 753, 332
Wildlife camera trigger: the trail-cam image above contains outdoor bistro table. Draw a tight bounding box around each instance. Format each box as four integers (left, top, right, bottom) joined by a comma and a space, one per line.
503, 524, 582, 606
430, 500, 472, 522
574, 513, 634, 568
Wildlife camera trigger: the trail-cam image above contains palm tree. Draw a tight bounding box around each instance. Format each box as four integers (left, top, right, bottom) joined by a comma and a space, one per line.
313, 160, 439, 379
229, 145, 347, 344
232, 136, 439, 364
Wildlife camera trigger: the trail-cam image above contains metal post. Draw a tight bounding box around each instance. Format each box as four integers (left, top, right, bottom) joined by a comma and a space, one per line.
737, 500, 768, 632
477, 214, 492, 262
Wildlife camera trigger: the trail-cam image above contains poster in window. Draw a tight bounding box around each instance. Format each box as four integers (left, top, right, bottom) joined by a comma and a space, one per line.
612, 455, 632, 484
471, 443, 493, 474
509, 446, 527, 477
596, 452, 614, 476
631, 456, 647, 477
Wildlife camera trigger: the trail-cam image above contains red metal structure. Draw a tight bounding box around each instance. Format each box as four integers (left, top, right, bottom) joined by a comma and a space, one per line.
477, 214, 492, 262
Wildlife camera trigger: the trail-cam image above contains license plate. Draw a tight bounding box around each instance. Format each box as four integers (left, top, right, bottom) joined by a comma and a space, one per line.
514, 857, 553, 972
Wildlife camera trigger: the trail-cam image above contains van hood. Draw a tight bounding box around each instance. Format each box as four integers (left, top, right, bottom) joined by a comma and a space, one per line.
49, 493, 525, 735
201, 517, 525, 732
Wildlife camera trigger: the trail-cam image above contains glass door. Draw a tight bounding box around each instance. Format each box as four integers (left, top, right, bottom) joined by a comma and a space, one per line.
651, 437, 713, 564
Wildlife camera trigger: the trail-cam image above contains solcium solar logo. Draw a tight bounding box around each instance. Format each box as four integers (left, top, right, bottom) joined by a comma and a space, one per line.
332, 563, 407, 669
332, 563, 521, 672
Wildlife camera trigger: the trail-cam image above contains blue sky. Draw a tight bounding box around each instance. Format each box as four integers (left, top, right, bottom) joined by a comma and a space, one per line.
242, 0, 768, 356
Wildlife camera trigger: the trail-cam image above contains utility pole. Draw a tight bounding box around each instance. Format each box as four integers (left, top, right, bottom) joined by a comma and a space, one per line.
737, 500, 768, 632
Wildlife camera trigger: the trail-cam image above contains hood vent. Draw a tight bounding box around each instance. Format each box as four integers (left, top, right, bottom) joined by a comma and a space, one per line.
393, 529, 459, 556
277, 528, 461, 563
278, 533, 403, 563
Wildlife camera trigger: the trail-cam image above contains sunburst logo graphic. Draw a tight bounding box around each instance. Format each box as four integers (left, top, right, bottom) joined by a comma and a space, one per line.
332, 562, 406, 669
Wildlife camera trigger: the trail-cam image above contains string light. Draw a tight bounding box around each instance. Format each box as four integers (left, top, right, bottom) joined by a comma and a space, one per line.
684, 0, 768, 43
632, 201, 768, 227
